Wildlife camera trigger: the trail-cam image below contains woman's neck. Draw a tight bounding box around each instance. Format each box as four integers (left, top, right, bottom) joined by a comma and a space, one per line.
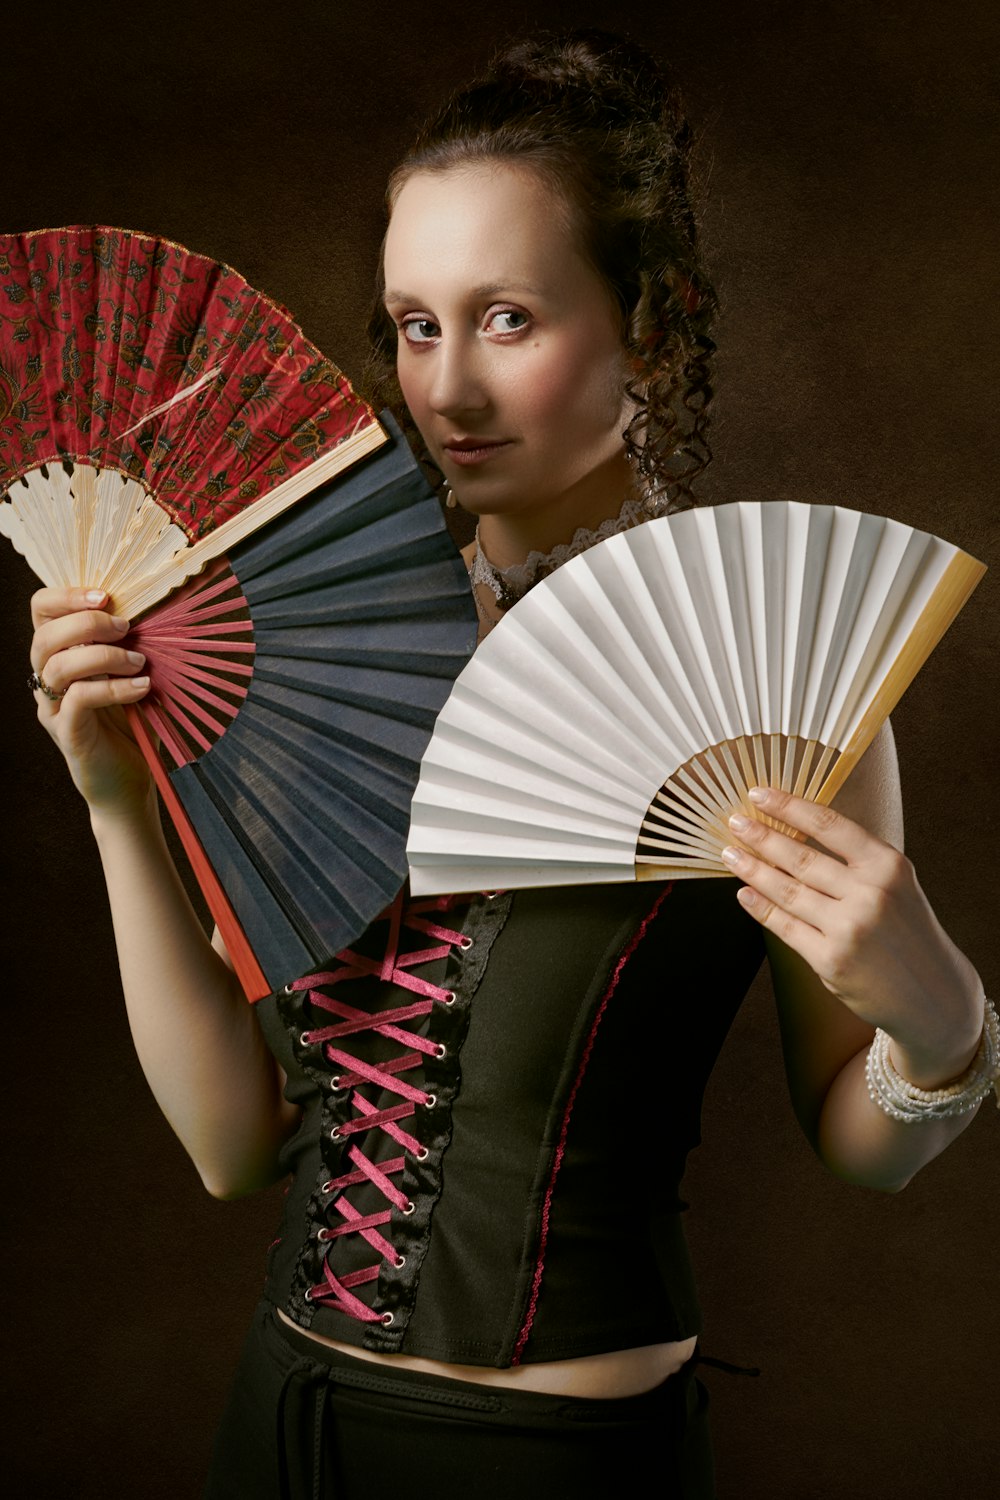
474, 449, 635, 569
464, 449, 665, 641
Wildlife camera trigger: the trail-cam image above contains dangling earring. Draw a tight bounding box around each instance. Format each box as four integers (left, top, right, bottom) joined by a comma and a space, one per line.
444, 486, 457, 509
629, 443, 669, 518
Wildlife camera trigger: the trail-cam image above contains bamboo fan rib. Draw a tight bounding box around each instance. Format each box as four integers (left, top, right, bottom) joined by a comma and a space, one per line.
406, 502, 984, 896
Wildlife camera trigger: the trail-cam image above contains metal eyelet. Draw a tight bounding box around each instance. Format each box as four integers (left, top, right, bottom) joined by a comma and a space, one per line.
381, 1312, 394, 1326
304, 1287, 315, 1302
317, 1228, 330, 1242
394, 1255, 406, 1269
443, 991, 456, 1006
299, 1031, 312, 1046
281, 983, 297, 997
483, 890, 498, 900
459, 936, 473, 950
330, 1126, 343, 1141
402, 1200, 416, 1215
423, 1094, 437, 1109
415, 1148, 429, 1162
321, 1180, 335, 1194
434, 1044, 447, 1059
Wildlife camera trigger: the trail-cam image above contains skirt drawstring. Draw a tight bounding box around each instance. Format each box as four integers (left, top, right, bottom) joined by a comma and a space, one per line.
275, 1354, 331, 1500
694, 1352, 761, 1377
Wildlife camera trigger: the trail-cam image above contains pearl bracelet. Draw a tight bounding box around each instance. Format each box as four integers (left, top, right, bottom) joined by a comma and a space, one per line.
865, 998, 1000, 1123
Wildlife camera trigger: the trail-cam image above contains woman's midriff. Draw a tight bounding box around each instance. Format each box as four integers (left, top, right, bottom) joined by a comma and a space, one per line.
275, 1310, 697, 1397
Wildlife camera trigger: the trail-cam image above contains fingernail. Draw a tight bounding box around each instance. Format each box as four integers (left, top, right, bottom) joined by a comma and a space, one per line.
126, 651, 145, 667
110, 615, 130, 632
85, 589, 107, 605
747, 787, 770, 805
729, 813, 751, 832
721, 845, 744, 865
130, 676, 150, 688
736, 887, 757, 908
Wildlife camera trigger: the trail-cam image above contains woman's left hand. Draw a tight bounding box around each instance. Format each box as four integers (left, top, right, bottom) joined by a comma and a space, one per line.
721, 786, 984, 1072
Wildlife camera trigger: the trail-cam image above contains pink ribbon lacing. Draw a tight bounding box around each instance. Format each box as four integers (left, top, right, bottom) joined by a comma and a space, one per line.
290, 894, 470, 1325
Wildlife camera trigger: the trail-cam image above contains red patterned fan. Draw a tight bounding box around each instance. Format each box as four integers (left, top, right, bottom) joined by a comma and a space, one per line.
0, 226, 383, 615
1, 227, 478, 1000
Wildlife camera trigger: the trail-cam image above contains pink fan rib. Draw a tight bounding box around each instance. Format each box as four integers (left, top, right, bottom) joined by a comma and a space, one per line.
125, 561, 255, 767
138, 702, 190, 768
143, 694, 219, 757
146, 676, 235, 742
147, 653, 249, 715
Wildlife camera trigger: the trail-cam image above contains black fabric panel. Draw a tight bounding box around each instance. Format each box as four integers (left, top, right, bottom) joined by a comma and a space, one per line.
521, 879, 766, 1360
254, 991, 330, 1304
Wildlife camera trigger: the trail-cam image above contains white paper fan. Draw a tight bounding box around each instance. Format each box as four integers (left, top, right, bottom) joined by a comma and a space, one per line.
406, 502, 985, 895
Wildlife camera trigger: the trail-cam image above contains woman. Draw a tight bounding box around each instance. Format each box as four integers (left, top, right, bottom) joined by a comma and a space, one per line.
25, 31, 992, 1500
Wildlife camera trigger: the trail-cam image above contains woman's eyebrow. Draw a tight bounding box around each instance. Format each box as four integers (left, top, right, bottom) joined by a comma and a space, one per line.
469, 281, 546, 299
383, 281, 547, 306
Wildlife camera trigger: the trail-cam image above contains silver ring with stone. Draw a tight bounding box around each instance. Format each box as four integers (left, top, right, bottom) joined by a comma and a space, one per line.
28, 669, 67, 701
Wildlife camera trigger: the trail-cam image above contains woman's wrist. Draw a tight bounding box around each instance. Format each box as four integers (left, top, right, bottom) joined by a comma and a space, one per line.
888, 1030, 983, 1092
89, 779, 160, 844
886, 985, 987, 1091
866, 997, 999, 1123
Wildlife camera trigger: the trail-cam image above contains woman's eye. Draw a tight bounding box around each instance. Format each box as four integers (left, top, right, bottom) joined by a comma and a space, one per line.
401, 318, 440, 344
487, 309, 529, 334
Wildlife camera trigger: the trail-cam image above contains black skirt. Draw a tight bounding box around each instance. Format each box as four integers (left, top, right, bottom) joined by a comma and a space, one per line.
205, 1301, 715, 1500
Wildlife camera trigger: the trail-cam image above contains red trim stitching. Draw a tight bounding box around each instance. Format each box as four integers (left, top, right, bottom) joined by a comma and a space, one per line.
510, 884, 673, 1365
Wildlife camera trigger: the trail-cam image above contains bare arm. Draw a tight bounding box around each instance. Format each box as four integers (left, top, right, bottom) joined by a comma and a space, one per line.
31, 585, 300, 1198
728, 723, 987, 1191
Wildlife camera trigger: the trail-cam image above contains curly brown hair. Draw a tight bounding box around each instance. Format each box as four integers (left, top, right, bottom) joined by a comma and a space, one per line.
364, 29, 717, 511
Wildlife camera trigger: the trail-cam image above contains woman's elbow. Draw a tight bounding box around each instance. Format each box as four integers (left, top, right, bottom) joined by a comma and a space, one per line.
197, 1156, 288, 1201
192, 1105, 300, 1200
811, 1134, 916, 1194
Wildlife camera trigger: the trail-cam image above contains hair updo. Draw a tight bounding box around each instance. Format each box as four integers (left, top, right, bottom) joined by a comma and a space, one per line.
365, 29, 717, 509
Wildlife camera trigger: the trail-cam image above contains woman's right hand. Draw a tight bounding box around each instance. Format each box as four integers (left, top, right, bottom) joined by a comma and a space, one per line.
30, 585, 155, 815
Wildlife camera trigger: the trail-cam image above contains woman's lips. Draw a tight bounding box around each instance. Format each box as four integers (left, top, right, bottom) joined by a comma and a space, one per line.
442, 439, 512, 467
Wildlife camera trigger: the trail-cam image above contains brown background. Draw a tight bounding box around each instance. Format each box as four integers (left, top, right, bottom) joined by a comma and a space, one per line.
1, 1, 996, 1495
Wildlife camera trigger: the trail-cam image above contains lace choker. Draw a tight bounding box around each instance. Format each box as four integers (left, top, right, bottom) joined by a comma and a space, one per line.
469, 490, 671, 612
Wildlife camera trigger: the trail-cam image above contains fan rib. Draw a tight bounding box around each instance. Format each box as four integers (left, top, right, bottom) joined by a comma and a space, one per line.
818, 549, 984, 803
153, 665, 245, 726
137, 701, 190, 769
152, 691, 222, 753
153, 651, 253, 688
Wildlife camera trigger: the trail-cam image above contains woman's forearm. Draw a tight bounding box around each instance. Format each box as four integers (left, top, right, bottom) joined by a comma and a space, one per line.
91, 787, 299, 1198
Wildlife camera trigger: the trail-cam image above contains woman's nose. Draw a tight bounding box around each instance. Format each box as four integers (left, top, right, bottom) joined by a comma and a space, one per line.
427, 337, 489, 419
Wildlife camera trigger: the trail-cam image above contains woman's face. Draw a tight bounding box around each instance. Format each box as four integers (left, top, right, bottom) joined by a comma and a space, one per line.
382, 162, 634, 551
